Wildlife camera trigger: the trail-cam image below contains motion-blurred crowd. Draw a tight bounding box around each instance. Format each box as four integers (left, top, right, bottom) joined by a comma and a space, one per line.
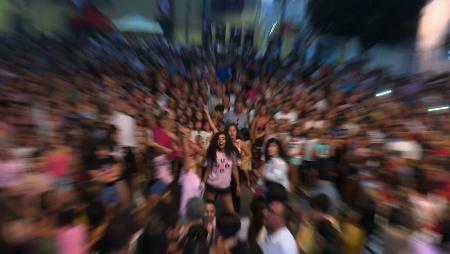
0, 33, 449, 254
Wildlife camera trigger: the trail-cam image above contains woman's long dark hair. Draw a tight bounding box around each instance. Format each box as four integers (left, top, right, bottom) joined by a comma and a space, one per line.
136, 214, 168, 254
182, 225, 209, 254
264, 138, 288, 162
205, 131, 239, 165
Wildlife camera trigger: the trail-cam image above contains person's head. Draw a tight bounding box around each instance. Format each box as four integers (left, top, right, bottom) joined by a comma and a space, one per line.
158, 113, 171, 130
188, 121, 194, 130
222, 95, 230, 108
282, 101, 291, 113
136, 214, 168, 254
291, 124, 302, 137
264, 138, 287, 162
168, 98, 177, 110
217, 121, 226, 132
250, 197, 267, 219
214, 104, 225, 120
100, 212, 137, 254
204, 201, 216, 223
178, 114, 188, 125
309, 194, 330, 219
217, 214, 241, 239
307, 129, 318, 139
186, 197, 206, 222
182, 225, 209, 254
195, 120, 203, 130
269, 78, 277, 87
205, 131, 238, 164
203, 121, 211, 132
240, 128, 251, 141
235, 100, 244, 113
195, 111, 203, 122
259, 105, 269, 116
226, 123, 239, 141
219, 60, 226, 68
186, 107, 193, 118
263, 200, 291, 233
95, 138, 112, 158
315, 219, 342, 252
266, 118, 277, 132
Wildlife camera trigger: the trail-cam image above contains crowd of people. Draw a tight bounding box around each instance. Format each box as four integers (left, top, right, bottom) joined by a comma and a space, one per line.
0, 33, 449, 254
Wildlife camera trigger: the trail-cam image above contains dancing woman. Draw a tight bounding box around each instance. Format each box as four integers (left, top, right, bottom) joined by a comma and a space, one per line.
203, 132, 240, 214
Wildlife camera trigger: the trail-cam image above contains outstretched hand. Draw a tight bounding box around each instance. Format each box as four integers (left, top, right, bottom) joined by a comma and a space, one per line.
178, 124, 190, 137
203, 104, 210, 114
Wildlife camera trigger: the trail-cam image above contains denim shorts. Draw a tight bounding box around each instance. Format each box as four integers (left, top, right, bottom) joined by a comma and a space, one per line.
101, 185, 120, 205
148, 180, 169, 196
54, 177, 74, 194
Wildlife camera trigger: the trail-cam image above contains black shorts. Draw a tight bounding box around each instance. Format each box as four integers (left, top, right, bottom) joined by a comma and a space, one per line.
205, 184, 231, 196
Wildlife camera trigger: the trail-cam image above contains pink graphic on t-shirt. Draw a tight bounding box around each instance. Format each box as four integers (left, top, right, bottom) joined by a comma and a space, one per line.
207, 151, 235, 189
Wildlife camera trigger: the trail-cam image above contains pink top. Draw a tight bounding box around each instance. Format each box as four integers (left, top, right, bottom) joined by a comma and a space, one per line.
152, 127, 173, 150
247, 89, 257, 101
175, 141, 196, 160
0, 160, 24, 189
56, 225, 88, 254
179, 170, 202, 216
207, 151, 236, 189
46, 152, 72, 177
153, 127, 178, 160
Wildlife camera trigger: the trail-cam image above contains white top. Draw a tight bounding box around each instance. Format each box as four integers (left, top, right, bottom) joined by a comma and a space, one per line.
288, 137, 304, 159
314, 99, 328, 111
111, 111, 137, 147
264, 157, 289, 189
191, 130, 213, 148
263, 227, 299, 254
274, 111, 298, 123
385, 140, 423, 160
304, 120, 325, 130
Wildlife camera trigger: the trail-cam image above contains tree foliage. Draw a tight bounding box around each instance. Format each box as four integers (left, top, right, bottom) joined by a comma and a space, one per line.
307, 0, 426, 47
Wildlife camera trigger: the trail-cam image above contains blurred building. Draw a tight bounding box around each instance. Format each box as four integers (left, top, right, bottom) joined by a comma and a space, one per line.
0, 0, 448, 76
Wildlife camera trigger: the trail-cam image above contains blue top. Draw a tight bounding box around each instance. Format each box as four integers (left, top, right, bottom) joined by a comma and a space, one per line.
215, 66, 232, 83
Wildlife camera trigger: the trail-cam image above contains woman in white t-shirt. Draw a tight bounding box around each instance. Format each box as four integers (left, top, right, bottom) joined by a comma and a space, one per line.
260, 138, 293, 194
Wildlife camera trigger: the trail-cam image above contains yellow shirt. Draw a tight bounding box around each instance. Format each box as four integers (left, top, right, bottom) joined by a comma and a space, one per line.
341, 223, 365, 254
297, 222, 318, 254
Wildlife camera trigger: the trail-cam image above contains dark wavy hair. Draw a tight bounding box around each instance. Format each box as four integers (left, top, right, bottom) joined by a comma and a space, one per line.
205, 131, 239, 165
264, 138, 288, 162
